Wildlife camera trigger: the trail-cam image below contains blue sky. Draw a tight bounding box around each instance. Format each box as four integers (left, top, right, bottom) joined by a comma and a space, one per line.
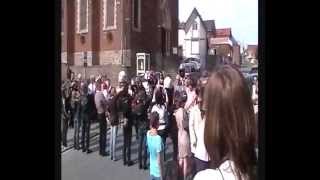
179, 0, 258, 45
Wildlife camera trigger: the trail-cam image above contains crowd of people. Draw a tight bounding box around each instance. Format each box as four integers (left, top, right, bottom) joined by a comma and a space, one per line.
61, 64, 258, 180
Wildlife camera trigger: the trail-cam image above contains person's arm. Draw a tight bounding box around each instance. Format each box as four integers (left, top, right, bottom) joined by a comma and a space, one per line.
165, 90, 169, 107
152, 87, 157, 103
189, 108, 197, 150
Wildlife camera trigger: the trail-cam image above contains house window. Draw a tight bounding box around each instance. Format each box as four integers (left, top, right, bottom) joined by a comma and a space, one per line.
103, 0, 117, 30
77, 0, 88, 33
191, 40, 199, 54
132, 0, 141, 31
192, 22, 198, 30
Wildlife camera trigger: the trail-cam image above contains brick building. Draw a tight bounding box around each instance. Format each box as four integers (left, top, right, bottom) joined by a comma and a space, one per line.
61, 0, 179, 83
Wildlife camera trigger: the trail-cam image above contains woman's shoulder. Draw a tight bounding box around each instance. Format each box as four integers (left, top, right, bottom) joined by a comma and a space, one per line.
194, 161, 238, 180
194, 169, 224, 180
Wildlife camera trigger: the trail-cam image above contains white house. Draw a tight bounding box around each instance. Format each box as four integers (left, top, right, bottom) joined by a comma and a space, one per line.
179, 8, 215, 70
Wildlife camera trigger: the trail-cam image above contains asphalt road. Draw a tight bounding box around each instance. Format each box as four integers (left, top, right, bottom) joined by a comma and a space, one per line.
62, 123, 174, 180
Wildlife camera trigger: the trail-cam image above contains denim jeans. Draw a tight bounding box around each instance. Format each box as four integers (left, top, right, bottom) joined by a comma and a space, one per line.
149, 175, 161, 180
98, 113, 107, 156
109, 125, 118, 160
73, 104, 81, 149
138, 128, 148, 168
81, 112, 91, 151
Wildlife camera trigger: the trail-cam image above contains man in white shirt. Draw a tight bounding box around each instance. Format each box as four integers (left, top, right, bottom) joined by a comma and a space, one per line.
88, 75, 96, 95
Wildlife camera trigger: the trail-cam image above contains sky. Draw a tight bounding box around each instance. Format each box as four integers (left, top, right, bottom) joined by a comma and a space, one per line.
179, 0, 258, 46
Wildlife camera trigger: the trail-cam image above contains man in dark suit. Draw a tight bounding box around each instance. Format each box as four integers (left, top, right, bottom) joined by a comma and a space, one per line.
132, 79, 149, 170
117, 81, 134, 166
71, 82, 81, 150
80, 82, 92, 154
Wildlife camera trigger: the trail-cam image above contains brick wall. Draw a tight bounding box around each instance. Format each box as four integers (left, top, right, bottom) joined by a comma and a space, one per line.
61, 63, 123, 86
99, 50, 122, 65
73, 51, 93, 66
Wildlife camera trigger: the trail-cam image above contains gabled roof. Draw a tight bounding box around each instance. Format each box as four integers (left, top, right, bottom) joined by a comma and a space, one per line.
182, 8, 207, 32
203, 20, 215, 32
215, 28, 232, 37
178, 22, 186, 29
246, 45, 258, 56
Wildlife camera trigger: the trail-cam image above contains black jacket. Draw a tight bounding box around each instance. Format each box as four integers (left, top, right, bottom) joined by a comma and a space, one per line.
108, 95, 119, 126
116, 90, 132, 127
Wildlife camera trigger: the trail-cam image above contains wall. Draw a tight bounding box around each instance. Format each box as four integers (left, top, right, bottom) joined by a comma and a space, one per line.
73, 0, 93, 66
213, 44, 233, 57
61, 0, 179, 78
61, 63, 123, 86
232, 44, 240, 65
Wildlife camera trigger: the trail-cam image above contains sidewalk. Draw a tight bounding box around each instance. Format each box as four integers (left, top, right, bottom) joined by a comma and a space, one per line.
62, 124, 174, 180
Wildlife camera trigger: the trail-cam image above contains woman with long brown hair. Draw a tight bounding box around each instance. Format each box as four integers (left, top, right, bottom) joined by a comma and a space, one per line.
194, 65, 257, 180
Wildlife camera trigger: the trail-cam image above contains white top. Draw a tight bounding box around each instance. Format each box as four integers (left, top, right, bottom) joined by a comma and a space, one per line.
252, 84, 258, 102
88, 83, 96, 95
102, 89, 108, 99
151, 104, 166, 131
194, 160, 242, 180
184, 88, 196, 111
189, 105, 210, 161
164, 76, 173, 89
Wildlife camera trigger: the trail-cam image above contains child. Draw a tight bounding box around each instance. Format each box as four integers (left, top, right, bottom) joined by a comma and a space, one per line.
147, 112, 164, 180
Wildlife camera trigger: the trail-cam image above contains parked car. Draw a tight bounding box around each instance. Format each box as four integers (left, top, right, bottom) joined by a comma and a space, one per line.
179, 57, 201, 72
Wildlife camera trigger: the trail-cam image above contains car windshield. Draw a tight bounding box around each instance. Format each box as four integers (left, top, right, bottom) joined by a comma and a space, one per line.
184, 58, 200, 63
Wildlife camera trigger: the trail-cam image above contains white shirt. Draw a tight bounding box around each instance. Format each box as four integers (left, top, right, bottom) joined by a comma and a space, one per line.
102, 89, 108, 99
252, 84, 258, 102
184, 88, 196, 111
151, 104, 166, 131
88, 83, 96, 95
194, 160, 242, 180
189, 105, 210, 161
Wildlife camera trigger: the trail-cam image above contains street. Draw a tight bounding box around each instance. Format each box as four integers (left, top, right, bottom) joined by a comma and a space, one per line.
62, 123, 174, 180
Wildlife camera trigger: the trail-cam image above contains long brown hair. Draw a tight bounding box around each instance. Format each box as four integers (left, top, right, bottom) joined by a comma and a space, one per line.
203, 65, 257, 180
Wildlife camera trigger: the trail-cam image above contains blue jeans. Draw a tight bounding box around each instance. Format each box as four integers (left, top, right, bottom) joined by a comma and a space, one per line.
73, 104, 81, 149
109, 125, 118, 160
149, 175, 161, 180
